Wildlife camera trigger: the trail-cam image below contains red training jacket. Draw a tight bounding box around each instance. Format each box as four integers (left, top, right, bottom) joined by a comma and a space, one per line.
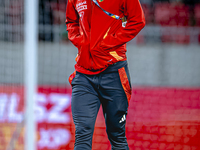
66, 0, 145, 75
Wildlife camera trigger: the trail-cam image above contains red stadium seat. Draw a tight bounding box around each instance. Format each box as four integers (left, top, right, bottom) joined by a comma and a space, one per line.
194, 4, 200, 43
154, 2, 189, 26
51, 2, 66, 25
141, 4, 154, 25
194, 4, 200, 26
155, 3, 190, 44
154, 2, 172, 26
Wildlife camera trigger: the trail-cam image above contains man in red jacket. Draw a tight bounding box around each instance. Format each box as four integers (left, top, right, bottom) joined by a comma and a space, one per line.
66, 0, 145, 149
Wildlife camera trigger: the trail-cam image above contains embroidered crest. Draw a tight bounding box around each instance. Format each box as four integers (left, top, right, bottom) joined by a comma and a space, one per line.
98, 0, 103, 2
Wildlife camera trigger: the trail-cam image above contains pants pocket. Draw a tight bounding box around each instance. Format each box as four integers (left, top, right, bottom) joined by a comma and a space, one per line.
68, 71, 76, 86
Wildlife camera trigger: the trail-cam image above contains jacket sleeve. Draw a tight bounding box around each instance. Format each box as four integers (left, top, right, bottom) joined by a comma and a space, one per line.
99, 0, 145, 50
66, 0, 82, 48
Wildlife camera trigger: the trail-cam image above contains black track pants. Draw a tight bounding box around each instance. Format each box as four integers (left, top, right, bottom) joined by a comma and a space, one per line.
71, 61, 131, 150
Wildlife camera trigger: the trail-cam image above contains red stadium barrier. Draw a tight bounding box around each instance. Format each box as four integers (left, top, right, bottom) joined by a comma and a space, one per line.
0, 86, 200, 150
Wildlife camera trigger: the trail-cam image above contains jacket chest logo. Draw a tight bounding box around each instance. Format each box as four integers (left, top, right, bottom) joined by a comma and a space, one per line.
76, 1, 87, 13
98, 0, 104, 2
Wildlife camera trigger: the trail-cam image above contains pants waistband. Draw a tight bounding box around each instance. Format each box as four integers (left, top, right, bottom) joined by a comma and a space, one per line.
102, 61, 127, 73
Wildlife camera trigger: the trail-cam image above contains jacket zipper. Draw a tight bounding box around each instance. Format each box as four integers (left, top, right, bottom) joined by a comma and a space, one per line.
90, 0, 94, 70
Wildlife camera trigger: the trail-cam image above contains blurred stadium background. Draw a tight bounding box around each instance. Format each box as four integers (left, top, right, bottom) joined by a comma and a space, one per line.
0, 0, 200, 149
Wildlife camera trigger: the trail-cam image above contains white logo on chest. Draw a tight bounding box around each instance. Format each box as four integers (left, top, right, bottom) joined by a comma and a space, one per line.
76, 1, 87, 12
